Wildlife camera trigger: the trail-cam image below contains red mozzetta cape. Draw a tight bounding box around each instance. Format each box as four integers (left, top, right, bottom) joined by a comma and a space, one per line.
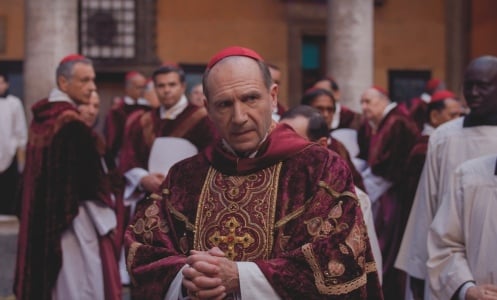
118, 104, 219, 173
367, 106, 419, 299
125, 124, 383, 300
104, 98, 152, 166
14, 99, 121, 300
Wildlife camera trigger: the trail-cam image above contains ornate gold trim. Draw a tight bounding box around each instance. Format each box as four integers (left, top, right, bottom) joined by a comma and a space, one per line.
274, 197, 312, 229
126, 241, 141, 286
318, 181, 358, 201
166, 201, 195, 231
365, 261, 377, 274
194, 163, 282, 259
302, 243, 367, 295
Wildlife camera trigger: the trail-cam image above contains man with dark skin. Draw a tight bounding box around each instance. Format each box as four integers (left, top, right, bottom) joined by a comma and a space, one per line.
397, 55, 497, 300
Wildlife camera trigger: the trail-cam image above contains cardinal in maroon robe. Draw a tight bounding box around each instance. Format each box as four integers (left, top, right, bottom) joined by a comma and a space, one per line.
125, 124, 382, 300
360, 86, 419, 300
125, 46, 382, 300
14, 55, 122, 300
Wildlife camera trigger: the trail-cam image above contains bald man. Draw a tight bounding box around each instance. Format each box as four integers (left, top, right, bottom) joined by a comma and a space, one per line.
359, 86, 419, 300
124, 47, 383, 300
104, 71, 152, 167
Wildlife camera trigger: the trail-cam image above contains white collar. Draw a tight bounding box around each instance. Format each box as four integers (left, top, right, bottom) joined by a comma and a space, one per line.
48, 88, 76, 106
370, 102, 397, 129
422, 123, 435, 136
382, 102, 397, 119
159, 95, 188, 120
124, 96, 150, 106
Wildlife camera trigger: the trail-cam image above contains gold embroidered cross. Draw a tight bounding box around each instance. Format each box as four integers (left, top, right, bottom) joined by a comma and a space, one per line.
209, 217, 255, 260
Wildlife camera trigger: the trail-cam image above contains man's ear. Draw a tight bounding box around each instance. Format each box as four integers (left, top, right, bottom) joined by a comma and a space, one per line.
430, 109, 440, 127
58, 75, 69, 92
317, 137, 328, 147
270, 83, 278, 108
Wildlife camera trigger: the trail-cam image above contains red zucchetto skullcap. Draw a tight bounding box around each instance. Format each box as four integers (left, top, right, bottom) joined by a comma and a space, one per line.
161, 61, 179, 68
431, 90, 456, 103
59, 54, 86, 65
206, 46, 264, 70
125, 71, 140, 80
425, 79, 442, 94
372, 85, 389, 97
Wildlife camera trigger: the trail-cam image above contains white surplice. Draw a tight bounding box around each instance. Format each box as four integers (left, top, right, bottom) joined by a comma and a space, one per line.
395, 117, 497, 284
427, 154, 497, 299
52, 201, 117, 300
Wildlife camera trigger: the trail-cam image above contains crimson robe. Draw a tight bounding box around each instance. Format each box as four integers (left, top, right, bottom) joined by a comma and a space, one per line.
399, 135, 429, 230
367, 106, 419, 300
408, 98, 428, 133
14, 99, 122, 300
118, 104, 218, 173
125, 124, 383, 300
337, 105, 364, 131
104, 99, 152, 167
328, 138, 365, 191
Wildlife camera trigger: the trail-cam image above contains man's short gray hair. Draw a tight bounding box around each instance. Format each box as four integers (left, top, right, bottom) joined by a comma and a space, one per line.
55, 57, 93, 87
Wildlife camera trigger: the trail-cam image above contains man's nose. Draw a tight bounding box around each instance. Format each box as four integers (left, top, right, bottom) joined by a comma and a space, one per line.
232, 102, 248, 124
89, 80, 96, 92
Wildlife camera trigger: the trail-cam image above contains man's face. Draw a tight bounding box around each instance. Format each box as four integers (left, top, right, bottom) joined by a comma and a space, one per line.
59, 62, 96, 105
154, 72, 186, 109
189, 84, 206, 107
309, 94, 335, 128
360, 88, 388, 124
126, 74, 147, 100
206, 57, 277, 154
280, 116, 309, 140
313, 79, 341, 101
79, 92, 100, 127
432, 98, 461, 127
463, 60, 497, 118
0, 76, 9, 95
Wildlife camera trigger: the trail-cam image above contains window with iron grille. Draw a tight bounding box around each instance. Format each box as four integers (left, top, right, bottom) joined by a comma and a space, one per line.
80, 0, 136, 59
78, 0, 158, 70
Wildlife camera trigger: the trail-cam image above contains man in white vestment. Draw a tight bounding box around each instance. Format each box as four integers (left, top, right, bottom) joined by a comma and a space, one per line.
396, 55, 497, 299
427, 154, 497, 300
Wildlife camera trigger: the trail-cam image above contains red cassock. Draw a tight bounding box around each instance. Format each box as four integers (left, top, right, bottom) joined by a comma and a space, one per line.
398, 135, 429, 231
118, 104, 219, 173
14, 99, 123, 300
367, 106, 419, 300
104, 98, 152, 167
337, 105, 364, 131
125, 124, 383, 300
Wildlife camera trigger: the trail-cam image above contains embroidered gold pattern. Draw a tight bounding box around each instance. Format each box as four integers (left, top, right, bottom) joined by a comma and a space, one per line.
345, 221, 367, 259
327, 260, 346, 277
365, 261, 377, 274
166, 201, 195, 231
274, 200, 308, 228
208, 217, 255, 260
339, 243, 350, 255
304, 200, 349, 240
194, 163, 282, 260
126, 241, 141, 286
302, 243, 367, 295
130, 202, 169, 245
318, 181, 358, 201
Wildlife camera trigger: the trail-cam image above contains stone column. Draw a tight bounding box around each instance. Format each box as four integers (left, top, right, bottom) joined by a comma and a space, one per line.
24, 0, 78, 119
327, 0, 373, 112
445, 0, 470, 95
